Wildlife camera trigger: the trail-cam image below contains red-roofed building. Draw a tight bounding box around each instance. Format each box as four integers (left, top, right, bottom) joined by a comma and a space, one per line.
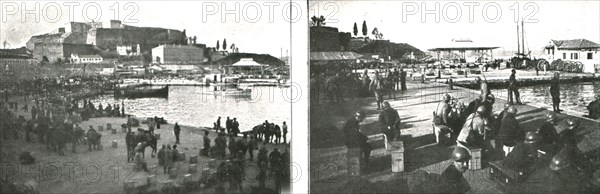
544, 39, 600, 73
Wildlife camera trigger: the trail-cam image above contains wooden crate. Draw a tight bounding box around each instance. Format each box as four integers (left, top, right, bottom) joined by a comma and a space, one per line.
488, 160, 526, 188
391, 150, 404, 172
346, 148, 362, 176
468, 147, 482, 170
189, 164, 197, 174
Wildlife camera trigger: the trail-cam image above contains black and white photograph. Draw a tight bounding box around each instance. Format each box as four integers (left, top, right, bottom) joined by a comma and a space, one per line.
309, 1, 600, 193
1, 1, 297, 193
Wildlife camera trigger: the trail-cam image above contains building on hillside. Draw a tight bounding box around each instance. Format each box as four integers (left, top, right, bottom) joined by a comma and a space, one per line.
70, 54, 103, 64
117, 44, 141, 56
151, 44, 204, 64
27, 20, 187, 63
0, 47, 35, 72
544, 39, 600, 73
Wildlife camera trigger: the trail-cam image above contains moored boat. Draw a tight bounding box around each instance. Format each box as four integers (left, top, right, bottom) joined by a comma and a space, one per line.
114, 86, 169, 99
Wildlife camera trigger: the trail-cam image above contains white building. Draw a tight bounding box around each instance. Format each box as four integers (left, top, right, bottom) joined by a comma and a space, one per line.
70, 54, 103, 64
544, 39, 600, 73
152, 44, 204, 64
116, 44, 141, 56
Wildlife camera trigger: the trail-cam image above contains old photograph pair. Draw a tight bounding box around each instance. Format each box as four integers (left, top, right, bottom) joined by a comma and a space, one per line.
1, 0, 600, 194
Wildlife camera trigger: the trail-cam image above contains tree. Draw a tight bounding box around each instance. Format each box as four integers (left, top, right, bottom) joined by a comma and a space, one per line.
216, 40, 220, 51
182, 29, 188, 45
311, 16, 317, 26
362, 20, 367, 36
353, 22, 358, 36
193, 36, 197, 44
223, 39, 227, 51
230, 44, 236, 53
372, 27, 383, 40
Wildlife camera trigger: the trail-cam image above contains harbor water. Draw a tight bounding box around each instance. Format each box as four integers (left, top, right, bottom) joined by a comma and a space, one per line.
490, 81, 600, 115
90, 86, 293, 136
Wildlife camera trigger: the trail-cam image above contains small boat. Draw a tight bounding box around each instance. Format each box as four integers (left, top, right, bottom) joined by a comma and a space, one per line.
278, 79, 291, 88
115, 86, 169, 99
202, 86, 252, 98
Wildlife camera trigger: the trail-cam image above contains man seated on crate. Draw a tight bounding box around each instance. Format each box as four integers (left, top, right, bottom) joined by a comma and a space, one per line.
441, 146, 472, 194
433, 94, 453, 142
456, 106, 488, 149
343, 110, 372, 167
536, 113, 560, 155
501, 131, 542, 174
379, 101, 401, 143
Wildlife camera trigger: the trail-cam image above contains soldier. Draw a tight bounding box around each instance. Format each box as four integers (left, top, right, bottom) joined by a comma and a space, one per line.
400, 68, 407, 91
226, 117, 232, 134
550, 72, 562, 113
557, 118, 578, 151
497, 106, 524, 156
502, 131, 541, 173
587, 94, 600, 119
232, 118, 240, 136
163, 145, 173, 174
370, 71, 385, 110
173, 122, 181, 144
258, 145, 269, 173
379, 101, 401, 141
457, 106, 487, 148
202, 131, 211, 157
257, 160, 268, 188
247, 134, 257, 161
537, 112, 560, 154
282, 121, 288, 144
434, 94, 452, 126
269, 148, 281, 178
507, 69, 523, 105
441, 146, 472, 194
228, 134, 237, 158
548, 147, 591, 193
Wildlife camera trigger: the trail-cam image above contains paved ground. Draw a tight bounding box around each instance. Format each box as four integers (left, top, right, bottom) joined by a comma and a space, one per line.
1, 96, 290, 194
310, 69, 600, 193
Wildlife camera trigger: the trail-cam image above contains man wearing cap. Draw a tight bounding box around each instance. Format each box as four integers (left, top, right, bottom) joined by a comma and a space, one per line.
588, 95, 600, 119
507, 69, 523, 105
498, 106, 524, 156
379, 101, 401, 141
441, 146, 472, 194
557, 118, 578, 150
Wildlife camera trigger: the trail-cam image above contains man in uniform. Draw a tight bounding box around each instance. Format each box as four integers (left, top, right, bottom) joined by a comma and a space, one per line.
537, 113, 560, 155
434, 94, 452, 127
457, 106, 487, 149
343, 110, 372, 167
400, 68, 407, 91
508, 69, 523, 105
498, 106, 524, 156
202, 131, 211, 156
550, 72, 561, 113
173, 122, 181, 144
379, 101, 401, 142
370, 71, 385, 110
502, 131, 541, 173
441, 146, 472, 194
587, 94, 600, 119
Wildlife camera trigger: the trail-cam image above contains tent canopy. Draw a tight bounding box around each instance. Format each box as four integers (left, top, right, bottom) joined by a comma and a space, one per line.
231, 58, 268, 67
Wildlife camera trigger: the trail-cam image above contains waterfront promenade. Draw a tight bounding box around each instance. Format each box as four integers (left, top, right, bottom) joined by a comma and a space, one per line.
1, 95, 289, 194
310, 69, 600, 193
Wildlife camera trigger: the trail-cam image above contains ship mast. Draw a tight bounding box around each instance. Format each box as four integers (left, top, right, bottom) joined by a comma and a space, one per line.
517, 24, 521, 54
521, 19, 526, 56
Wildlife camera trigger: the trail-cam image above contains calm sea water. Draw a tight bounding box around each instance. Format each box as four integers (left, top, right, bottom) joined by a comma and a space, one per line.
90, 86, 293, 134
491, 81, 600, 114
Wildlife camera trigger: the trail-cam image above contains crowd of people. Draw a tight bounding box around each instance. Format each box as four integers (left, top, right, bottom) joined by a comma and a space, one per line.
311, 67, 409, 105
336, 68, 599, 193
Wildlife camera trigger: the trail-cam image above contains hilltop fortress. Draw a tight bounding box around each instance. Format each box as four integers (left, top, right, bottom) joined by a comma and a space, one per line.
26, 20, 187, 63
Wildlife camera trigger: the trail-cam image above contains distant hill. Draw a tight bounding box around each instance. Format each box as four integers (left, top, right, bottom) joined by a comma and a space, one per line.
355, 40, 425, 60
213, 53, 284, 66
